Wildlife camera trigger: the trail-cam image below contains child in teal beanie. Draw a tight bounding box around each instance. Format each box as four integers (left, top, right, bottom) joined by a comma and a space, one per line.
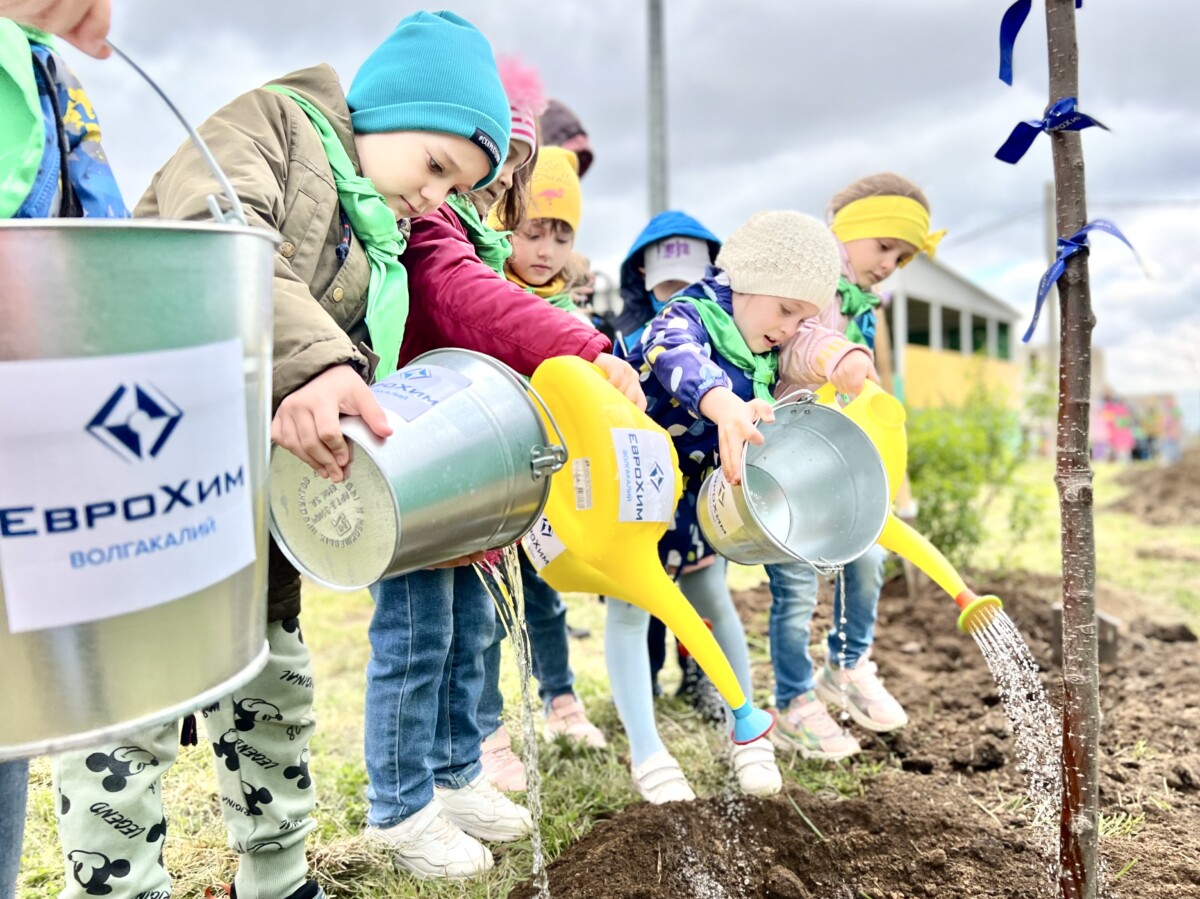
50, 11, 513, 899
347, 10, 510, 192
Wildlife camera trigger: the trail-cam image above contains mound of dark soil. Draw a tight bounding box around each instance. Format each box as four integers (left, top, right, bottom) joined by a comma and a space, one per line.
512, 570, 1200, 898
1109, 447, 1200, 526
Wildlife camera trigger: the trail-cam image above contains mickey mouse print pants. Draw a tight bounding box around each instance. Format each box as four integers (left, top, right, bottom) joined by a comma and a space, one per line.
52, 619, 316, 899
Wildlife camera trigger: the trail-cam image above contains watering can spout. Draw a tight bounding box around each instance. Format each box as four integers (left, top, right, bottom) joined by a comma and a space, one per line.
818, 383, 1005, 634
731, 703, 776, 744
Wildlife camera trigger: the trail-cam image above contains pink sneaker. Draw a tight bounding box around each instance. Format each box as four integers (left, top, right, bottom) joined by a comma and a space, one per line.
480, 725, 526, 792
771, 691, 861, 761
814, 655, 909, 733
543, 694, 607, 748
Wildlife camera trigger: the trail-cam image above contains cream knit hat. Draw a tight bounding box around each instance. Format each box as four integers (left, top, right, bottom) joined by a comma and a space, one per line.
715, 211, 841, 312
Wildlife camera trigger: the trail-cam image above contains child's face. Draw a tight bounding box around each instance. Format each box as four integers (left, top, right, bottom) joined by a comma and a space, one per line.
475, 140, 534, 211
651, 280, 689, 303
509, 218, 575, 285
355, 131, 492, 220
731, 292, 821, 353
843, 237, 919, 288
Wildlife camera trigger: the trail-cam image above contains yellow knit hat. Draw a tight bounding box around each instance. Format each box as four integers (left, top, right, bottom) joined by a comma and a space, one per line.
512, 146, 582, 232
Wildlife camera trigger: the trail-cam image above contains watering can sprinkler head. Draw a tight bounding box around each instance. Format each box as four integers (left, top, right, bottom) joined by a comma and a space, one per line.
955, 589, 1004, 634
730, 702, 776, 744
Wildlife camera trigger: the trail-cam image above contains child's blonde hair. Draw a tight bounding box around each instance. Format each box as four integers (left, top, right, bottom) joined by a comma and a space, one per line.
828, 173, 929, 218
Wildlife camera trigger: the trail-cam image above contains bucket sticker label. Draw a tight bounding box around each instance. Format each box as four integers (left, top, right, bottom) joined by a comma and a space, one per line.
611, 428, 674, 523
706, 475, 744, 538
572, 459, 593, 511
372, 364, 471, 423
0, 339, 255, 633
521, 514, 566, 572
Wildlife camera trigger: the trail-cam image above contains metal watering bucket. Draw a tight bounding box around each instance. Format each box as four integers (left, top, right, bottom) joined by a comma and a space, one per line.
0, 48, 276, 760
696, 392, 890, 571
268, 349, 567, 590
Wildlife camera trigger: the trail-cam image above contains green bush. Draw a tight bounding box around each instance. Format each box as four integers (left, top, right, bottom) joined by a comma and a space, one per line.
905, 383, 1030, 569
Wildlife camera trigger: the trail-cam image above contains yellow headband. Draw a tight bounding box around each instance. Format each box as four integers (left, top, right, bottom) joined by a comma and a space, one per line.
830, 196, 945, 266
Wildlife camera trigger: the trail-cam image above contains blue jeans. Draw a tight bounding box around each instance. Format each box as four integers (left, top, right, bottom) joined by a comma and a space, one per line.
767, 545, 887, 708
0, 760, 27, 899
477, 553, 575, 738
365, 566, 494, 828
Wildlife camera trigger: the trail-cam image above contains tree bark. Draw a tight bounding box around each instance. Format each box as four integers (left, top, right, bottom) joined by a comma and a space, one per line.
1044, 2, 1100, 897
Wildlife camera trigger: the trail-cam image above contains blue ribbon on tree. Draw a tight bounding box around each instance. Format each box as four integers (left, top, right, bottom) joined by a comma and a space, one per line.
995, 97, 1107, 164
999, 0, 1083, 85
1023, 219, 1139, 343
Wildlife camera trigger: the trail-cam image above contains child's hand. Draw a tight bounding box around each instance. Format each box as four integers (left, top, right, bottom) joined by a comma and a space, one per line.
593, 352, 648, 411
9, 0, 112, 57
271, 364, 393, 482
698, 387, 775, 486
426, 550, 492, 569
828, 350, 879, 397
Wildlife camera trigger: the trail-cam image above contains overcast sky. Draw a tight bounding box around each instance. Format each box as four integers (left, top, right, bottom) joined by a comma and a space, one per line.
66, 1, 1200, 426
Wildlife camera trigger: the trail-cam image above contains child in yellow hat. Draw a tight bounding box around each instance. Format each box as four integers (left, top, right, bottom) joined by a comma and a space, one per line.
491, 146, 588, 312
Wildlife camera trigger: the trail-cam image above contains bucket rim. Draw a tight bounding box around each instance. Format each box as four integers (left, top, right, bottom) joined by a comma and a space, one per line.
731, 398, 890, 572
0, 217, 281, 245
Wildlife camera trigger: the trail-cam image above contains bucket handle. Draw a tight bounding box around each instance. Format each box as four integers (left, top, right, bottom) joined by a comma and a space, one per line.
108, 43, 248, 228
475, 356, 568, 480
772, 388, 817, 408
523, 379, 569, 480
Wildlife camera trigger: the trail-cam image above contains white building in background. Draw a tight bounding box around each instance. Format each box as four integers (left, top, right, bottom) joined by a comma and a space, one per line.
881, 255, 1023, 409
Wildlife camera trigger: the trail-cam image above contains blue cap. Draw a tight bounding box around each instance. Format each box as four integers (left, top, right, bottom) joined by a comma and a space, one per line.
347, 11, 511, 189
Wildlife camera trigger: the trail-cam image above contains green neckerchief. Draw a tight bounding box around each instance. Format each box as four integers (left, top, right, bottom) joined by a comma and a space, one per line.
673, 296, 777, 402
838, 275, 880, 348
265, 84, 409, 379
0, 21, 51, 218
446, 192, 511, 273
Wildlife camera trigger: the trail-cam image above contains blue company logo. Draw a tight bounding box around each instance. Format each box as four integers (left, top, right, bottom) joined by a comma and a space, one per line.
401, 367, 432, 380
539, 517, 554, 537
86, 384, 183, 462
648, 462, 666, 493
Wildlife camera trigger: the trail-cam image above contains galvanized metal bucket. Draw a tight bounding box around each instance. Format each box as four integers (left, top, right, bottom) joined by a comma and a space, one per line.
696, 393, 890, 571
0, 47, 276, 760
268, 349, 567, 590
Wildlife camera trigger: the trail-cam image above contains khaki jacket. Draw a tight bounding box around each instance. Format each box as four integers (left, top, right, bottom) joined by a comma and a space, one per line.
135, 64, 376, 620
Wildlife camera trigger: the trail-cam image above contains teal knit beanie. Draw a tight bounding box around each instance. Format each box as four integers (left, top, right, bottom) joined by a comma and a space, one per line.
347, 10, 511, 189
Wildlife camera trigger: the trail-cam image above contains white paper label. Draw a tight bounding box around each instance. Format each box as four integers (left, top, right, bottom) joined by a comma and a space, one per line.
372, 364, 471, 422
572, 458, 593, 511
521, 514, 567, 572
611, 428, 674, 523
0, 339, 255, 633
706, 474, 744, 538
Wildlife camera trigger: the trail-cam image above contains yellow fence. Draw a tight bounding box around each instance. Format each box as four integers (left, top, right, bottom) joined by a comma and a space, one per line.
902, 346, 1021, 409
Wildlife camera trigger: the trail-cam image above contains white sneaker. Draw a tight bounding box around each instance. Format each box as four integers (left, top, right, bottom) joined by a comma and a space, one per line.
729, 737, 783, 796
631, 751, 696, 804
435, 772, 533, 843
365, 801, 492, 880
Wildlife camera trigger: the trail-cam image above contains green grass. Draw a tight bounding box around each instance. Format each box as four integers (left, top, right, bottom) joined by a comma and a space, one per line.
18, 457, 1198, 896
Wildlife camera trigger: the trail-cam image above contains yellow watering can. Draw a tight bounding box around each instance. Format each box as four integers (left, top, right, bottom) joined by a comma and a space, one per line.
815, 382, 1003, 634
523, 356, 774, 744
